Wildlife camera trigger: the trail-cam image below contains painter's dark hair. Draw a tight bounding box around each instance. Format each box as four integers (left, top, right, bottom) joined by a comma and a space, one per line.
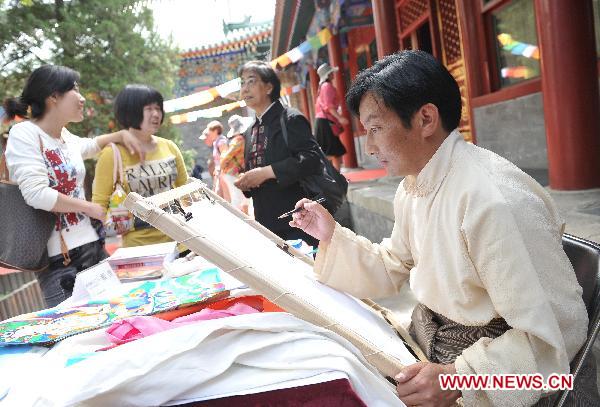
239, 60, 281, 102
3, 65, 80, 120
346, 50, 461, 132
114, 84, 164, 130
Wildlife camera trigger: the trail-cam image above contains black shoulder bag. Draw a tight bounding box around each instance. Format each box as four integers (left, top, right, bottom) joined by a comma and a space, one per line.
0, 136, 56, 272
279, 111, 348, 215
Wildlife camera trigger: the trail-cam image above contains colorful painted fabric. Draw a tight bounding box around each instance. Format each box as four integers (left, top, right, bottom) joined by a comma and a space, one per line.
0, 268, 226, 346
219, 135, 245, 176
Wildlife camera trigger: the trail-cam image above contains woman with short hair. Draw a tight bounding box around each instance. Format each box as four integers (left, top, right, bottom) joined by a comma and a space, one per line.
234, 61, 321, 246
3, 65, 143, 307
92, 84, 188, 247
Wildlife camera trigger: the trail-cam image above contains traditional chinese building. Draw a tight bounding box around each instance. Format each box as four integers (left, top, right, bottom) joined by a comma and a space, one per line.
174, 21, 272, 160
273, 0, 600, 191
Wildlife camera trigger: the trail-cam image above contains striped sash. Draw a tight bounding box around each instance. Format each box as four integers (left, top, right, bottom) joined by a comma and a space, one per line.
409, 303, 510, 364
408, 303, 599, 406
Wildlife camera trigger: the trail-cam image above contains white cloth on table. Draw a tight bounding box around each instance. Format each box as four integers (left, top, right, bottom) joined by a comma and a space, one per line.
2, 312, 403, 407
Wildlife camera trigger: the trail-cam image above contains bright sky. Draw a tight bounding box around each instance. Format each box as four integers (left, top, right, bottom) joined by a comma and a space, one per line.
151, 0, 276, 51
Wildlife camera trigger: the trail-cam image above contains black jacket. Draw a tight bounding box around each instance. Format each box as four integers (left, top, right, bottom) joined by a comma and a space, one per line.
243, 101, 321, 243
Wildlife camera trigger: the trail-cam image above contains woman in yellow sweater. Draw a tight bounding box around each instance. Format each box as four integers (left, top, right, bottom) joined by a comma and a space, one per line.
92, 84, 188, 247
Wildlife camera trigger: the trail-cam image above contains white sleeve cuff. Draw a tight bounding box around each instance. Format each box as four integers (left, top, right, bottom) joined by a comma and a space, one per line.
314, 223, 343, 282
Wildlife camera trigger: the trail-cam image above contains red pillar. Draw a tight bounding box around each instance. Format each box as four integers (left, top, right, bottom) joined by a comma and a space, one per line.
534, 0, 600, 190
308, 66, 319, 107
328, 33, 358, 168
372, 0, 399, 58
299, 87, 311, 124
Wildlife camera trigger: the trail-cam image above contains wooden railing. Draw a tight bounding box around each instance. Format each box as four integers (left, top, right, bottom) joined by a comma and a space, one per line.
0, 271, 45, 320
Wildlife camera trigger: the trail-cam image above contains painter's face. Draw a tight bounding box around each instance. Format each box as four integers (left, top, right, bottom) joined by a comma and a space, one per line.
139, 103, 162, 135
358, 93, 423, 177
53, 83, 85, 123
240, 70, 273, 110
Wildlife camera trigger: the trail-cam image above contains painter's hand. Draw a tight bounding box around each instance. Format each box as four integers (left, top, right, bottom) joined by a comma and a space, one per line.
395, 362, 461, 407
289, 198, 335, 242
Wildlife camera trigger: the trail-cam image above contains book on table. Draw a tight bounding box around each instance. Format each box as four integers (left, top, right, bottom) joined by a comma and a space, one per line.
107, 241, 178, 281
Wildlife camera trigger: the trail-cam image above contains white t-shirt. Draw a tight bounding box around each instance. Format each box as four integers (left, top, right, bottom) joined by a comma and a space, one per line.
6, 121, 101, 257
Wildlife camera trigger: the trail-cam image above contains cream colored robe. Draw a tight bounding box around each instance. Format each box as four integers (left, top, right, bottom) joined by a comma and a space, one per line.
314, 131, 588, 406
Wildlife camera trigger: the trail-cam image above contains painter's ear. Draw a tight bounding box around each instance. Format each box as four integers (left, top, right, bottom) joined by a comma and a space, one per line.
418, 103, 439, 139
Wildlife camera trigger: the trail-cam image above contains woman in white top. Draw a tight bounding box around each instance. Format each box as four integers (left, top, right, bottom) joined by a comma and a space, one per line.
3, 65, 142, 308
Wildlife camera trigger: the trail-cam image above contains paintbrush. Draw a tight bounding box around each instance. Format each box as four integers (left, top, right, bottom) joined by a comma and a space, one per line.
277, 197, 326, 219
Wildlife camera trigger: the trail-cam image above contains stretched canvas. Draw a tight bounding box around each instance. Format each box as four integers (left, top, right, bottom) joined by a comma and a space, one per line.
124, 180, 421, 377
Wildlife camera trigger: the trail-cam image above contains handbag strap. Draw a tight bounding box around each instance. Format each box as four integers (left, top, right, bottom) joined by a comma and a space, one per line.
110, 142, 125, 186
0, 149, 8, 181
37, 134, 73, 266
280, 111, 328, 165
0, 133, 44, 181
279, 111, 289, 147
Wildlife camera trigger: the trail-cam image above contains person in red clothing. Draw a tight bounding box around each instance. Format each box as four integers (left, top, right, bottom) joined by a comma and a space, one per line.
314, 63, 349, 171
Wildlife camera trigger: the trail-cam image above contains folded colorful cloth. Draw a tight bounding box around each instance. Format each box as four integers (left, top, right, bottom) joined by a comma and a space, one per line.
104, 302, 260, 346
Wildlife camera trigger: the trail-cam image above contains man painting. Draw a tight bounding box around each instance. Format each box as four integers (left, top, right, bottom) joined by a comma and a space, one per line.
290, 51, 595, 406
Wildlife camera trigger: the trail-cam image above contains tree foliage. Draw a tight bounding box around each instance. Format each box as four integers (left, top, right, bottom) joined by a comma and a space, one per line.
0, 0, 193, 167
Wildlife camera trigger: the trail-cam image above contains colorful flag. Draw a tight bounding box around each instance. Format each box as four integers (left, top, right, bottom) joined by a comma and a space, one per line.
164, 28, 333, 114
216, 78, 241, 98
286, 47, 304, 63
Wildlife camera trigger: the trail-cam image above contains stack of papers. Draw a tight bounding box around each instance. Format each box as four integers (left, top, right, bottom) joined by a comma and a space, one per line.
108, 242, 178, 281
